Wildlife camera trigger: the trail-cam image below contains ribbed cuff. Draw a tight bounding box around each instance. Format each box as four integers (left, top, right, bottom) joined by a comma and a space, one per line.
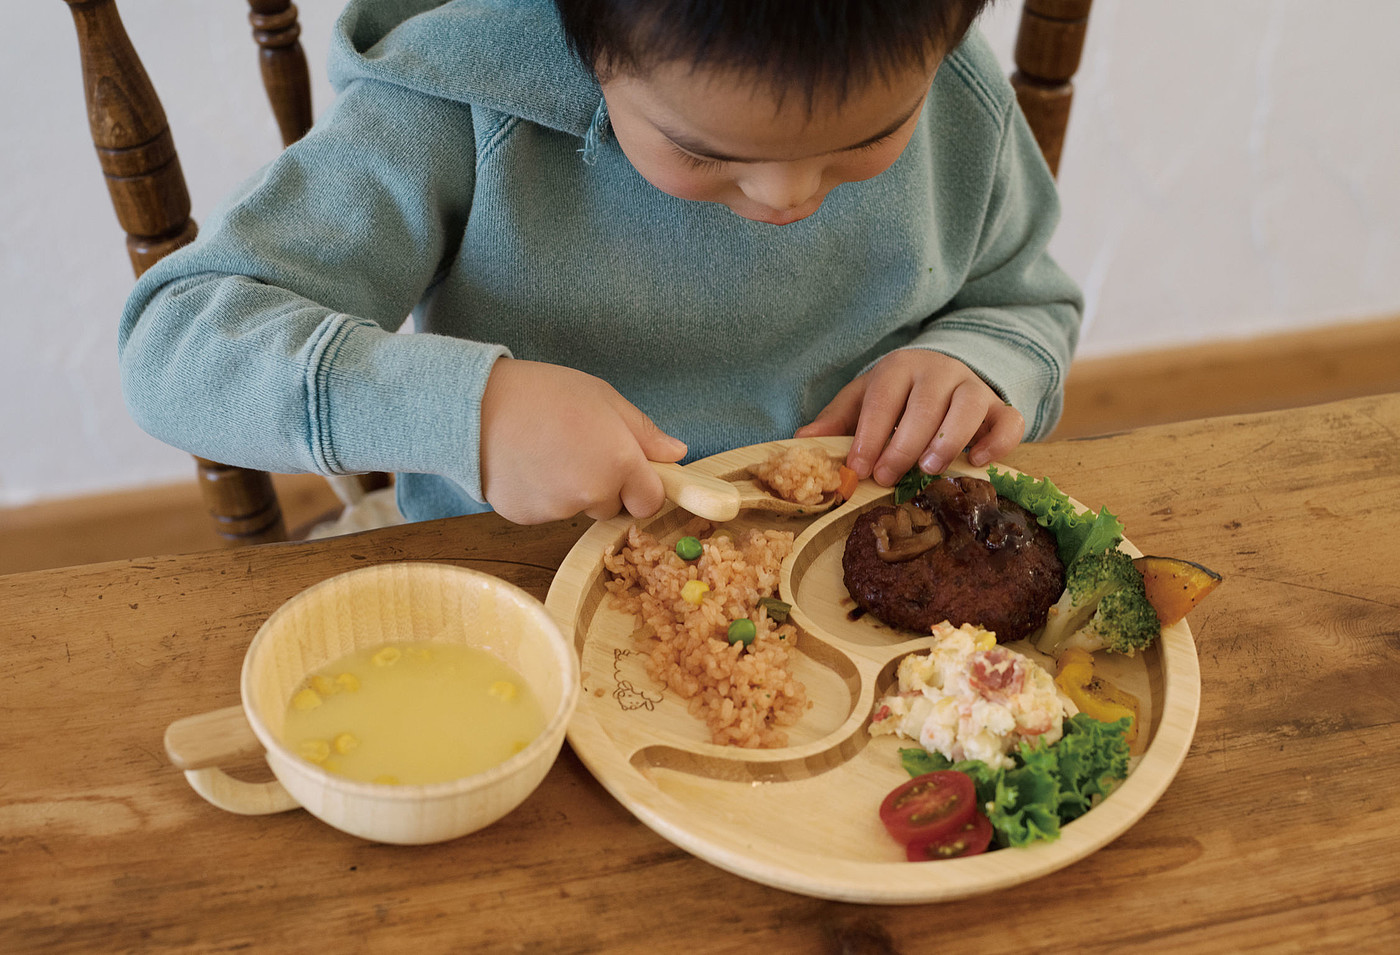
309, 315, 510, 501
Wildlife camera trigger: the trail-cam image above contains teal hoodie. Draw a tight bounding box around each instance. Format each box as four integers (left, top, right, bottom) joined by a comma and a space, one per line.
119, 0, 1082, 521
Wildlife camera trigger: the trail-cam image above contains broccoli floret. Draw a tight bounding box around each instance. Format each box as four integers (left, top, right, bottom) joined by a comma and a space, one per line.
1073, 586, 1161, 656
1035, 549, 1161, 657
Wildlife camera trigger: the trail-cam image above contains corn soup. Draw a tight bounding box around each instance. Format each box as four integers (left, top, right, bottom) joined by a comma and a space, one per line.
283, 641, 546, 785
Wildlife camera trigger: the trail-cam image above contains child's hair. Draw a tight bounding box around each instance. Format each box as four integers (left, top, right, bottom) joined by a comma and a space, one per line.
554, 0, 995, 102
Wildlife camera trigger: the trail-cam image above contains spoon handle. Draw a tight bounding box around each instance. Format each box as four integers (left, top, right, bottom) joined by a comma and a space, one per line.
650, 462, 741, 522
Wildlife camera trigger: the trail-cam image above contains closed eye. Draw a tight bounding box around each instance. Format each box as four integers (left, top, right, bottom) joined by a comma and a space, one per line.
852, 131, 898, 153
671, 144, 726, 171
670, 131, 899, 171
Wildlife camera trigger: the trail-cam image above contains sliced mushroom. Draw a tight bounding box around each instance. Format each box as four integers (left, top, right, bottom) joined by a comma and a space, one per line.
873, 503, 946, 562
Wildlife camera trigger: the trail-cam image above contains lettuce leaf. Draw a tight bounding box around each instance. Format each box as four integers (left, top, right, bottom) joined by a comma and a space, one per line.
1054, 713, 1133, 817
986, 466, 1125, 566
896, 715, 1132, 849
994, 761, 1063, 846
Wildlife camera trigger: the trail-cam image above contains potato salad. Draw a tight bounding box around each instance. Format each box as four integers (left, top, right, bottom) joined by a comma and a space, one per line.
869, 622, 1073, 771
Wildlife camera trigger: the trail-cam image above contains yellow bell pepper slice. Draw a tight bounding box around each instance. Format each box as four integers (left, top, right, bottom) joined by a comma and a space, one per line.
1054, 648, 1141, 748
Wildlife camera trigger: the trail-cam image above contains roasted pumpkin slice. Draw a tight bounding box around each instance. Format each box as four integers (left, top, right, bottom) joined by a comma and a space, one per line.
1132, 556, 1222, 626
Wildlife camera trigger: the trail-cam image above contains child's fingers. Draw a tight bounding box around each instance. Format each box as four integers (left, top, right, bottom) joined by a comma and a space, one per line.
616, 457, 668, 520
966, 403, 1026, 468
615, 403, 684, 519
848, 375, 917, 480
917, 391, 1024, 473
579, 456, 666, 522
869, 379, 953, 485
794, 378, 867, 439
582, 497, 624, 522
792, 416, 848, 438
906, 381, 990, 475
481, 359, 683, 524
629, 414, 688, 465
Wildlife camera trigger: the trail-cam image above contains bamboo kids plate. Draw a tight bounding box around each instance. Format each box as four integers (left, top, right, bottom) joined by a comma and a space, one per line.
545, 438, 1201, 904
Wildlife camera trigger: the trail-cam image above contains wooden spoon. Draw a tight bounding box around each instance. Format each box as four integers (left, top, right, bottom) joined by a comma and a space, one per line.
650, 462, 842, 522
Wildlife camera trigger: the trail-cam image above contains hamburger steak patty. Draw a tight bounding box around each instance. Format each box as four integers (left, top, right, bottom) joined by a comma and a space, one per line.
841, 476, 1064, 641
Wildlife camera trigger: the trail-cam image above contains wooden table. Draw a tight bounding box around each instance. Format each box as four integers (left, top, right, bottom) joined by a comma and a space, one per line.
3, 394, 1398, 954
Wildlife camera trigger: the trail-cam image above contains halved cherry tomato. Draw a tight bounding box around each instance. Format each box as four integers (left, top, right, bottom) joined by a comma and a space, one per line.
878, 771, 976, 846
906, 812, 993, 861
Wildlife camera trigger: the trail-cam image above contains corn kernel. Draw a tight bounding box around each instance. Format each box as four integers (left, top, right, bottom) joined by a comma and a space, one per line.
333, 732, 360, 755
373, 774, 400, 786
298, 738, 330, 763
372, 646, 402, 667
311, 674, 339, 696
681, 579, 710, 605
335, 672, 360, 692
291, 688, 323, 711
488, 680, 518, 702
974, 631, 997, 651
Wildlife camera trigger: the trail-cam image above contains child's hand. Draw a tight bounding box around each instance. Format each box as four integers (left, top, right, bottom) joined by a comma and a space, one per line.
479, 358, 688, 524
794, 349, 1025, 485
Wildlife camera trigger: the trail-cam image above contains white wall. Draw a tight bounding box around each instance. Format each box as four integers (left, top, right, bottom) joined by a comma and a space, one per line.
981, 0, 1400, 355
4, 0, 1398, 506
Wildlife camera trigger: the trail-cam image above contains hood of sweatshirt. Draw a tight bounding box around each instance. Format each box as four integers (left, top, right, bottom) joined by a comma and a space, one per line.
328, 0, 601, 137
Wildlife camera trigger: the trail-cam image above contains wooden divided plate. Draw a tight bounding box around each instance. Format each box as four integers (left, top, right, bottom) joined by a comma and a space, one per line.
545, 438, 1201, 903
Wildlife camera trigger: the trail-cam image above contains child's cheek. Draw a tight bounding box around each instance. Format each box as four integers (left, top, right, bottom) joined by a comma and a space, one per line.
645, 168, 728, 204
836, 135, 920, 186
627, 151, 729, 204
829, 154, 896, 187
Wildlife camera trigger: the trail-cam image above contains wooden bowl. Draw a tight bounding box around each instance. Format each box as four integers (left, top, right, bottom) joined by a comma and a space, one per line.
547, 438, 1200, 902
166, 562, 579, 845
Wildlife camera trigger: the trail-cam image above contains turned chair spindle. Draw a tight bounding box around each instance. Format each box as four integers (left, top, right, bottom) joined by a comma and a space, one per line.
1009, 0, 1093, 178
61, 0, 391, 545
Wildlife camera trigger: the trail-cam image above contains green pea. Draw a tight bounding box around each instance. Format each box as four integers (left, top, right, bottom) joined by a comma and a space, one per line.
727, 618, 757, 646
675, 536, 703, 561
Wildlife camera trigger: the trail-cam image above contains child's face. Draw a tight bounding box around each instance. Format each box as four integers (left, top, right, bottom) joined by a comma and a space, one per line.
601, 60, 938, 226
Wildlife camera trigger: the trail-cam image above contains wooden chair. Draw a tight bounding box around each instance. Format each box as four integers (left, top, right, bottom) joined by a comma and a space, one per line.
60, 0, 390, 546
1008, 0, 1092, 178
60, 0, 1088, 546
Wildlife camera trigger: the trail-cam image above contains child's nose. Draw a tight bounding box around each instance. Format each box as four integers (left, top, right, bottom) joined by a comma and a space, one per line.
738, 163, 824, 216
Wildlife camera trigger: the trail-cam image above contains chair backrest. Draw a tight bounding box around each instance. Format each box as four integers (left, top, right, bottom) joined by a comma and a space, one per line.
1008, 0, 1093, 177
61, 0, 319, 546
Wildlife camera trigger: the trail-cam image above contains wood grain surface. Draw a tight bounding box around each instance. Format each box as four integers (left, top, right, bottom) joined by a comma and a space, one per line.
3, 395, 1399, 954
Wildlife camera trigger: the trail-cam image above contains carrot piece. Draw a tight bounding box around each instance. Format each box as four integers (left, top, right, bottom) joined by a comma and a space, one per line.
837, 465, 859, 501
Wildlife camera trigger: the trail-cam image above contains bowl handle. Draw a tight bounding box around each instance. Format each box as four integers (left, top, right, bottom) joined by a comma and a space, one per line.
165, 706, 299, 815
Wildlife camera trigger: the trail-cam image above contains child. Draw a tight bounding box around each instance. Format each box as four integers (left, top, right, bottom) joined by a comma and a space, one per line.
119, 0, 1082, 526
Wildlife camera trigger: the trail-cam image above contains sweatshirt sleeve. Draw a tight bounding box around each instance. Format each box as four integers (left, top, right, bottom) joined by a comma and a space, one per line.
900, 98, 1083, 441
118, 79, 507, 501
